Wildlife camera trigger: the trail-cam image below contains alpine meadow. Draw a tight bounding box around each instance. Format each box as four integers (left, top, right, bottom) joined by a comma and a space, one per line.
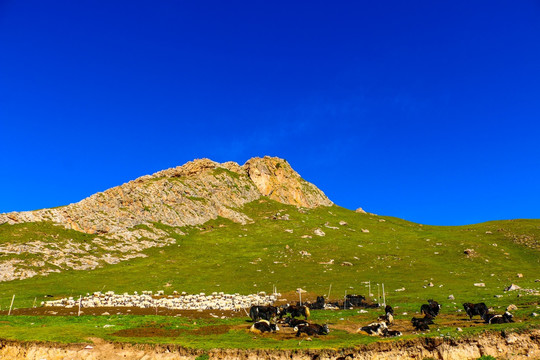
0, 157, 538, 359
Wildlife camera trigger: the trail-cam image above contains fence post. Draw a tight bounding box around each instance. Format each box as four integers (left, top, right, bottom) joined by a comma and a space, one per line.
8, 295, 15, 316
328, 284, 332, 300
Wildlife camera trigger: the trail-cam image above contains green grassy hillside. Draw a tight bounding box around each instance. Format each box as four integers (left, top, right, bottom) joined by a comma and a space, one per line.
0, 199, 538, 309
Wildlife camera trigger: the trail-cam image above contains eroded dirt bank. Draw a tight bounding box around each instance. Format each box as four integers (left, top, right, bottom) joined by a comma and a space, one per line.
1, 330, 539, 360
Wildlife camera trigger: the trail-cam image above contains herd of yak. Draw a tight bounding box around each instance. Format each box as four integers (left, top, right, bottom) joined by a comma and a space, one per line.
248, 294, 515, 337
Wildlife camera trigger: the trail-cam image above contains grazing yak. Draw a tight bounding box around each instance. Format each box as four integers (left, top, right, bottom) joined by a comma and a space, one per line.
308, 296, 325, 310
280, 304, 310, 319
342, 294, 379, 309
249, 305, 278, 322
284, 317, 309, 328
484, 311, 514, 324
296, 323, 329, 337
383, 329, 402, 337
345, 294, 366, 307
358, 322, 388, 336
420, 299, 441, 318
411, 315, 434, 331
249, 319, 279, 333
378, 305, 394, 325
463, 302, 489, 320
357, 321, 402, 337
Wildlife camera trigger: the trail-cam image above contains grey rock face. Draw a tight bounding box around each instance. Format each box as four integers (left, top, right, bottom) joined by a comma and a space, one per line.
0, 156, 335, 281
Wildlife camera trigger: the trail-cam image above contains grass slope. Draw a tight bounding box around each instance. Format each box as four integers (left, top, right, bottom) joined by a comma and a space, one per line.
0, 199, 539, 349
0, 199, 538, 308
0, 310, 537, 349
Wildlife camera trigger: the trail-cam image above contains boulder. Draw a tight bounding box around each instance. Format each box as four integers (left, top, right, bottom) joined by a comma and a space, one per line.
314, 229, 326, 237
505, 284, 521, 291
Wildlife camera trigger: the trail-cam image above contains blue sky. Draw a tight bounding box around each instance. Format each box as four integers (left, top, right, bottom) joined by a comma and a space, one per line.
1, 1, 539, 225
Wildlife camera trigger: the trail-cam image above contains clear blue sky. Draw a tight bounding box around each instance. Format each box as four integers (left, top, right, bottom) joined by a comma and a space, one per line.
1, 1, 539, 225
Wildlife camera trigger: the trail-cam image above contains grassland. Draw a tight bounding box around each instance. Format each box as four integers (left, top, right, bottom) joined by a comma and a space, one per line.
0, 304, 538, 351
0, 199, 538, 349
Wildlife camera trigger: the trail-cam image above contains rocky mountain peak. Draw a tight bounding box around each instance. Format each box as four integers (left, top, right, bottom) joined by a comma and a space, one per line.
243, 156, 333, 208
0, 156, 333, 281
0, 156, 331, 235
150, 158, 222, 178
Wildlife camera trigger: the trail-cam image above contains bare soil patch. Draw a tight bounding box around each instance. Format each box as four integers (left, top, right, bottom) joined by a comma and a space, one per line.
113, 324, 232, 338
1, 306, 244, 319
113, 327, 183, 338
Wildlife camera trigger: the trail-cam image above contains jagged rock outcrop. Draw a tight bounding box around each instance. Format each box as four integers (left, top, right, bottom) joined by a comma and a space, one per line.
1, 159, 258, 238
0, 157, 331, 236
244, 157, 332, 208
0, 156, 333, 281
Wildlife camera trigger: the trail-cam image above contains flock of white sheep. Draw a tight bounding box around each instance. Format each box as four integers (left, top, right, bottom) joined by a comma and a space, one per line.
42, 290, 279, 311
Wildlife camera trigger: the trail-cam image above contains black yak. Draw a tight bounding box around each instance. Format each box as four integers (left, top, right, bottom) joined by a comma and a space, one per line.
420, 299, 441, 317
484, 311, 514, 324
411, 314, 434, 331
296, 323, 329, 336
280, 304, 310, 319
463, 302, 489, 320
249, 305, 278, 322
249, 319, 279, 333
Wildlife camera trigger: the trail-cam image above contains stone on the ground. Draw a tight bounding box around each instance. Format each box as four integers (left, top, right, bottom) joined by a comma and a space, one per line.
314, 228, 326, 237
505, 284, 521, 291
